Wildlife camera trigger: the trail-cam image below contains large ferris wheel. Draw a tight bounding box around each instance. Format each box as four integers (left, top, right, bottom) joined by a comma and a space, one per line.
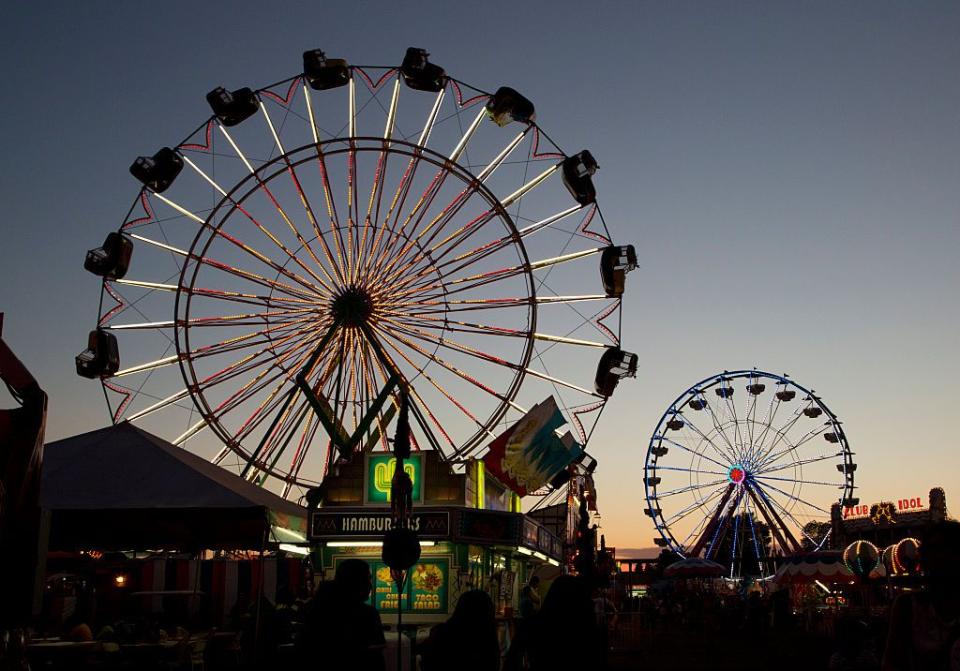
644, 370, 858, 579
76, 48, 638, 500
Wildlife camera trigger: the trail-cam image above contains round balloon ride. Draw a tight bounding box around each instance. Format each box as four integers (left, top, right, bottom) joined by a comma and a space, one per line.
644, 370, 857, 580
76, 48, 637, 501
843, 540, 880, 580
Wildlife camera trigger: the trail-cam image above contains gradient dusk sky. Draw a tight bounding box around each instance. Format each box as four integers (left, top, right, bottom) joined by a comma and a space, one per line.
2, 2, 958, 551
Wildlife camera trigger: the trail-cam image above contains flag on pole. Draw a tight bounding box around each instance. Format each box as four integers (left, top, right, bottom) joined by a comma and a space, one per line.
483, 397, 583, 496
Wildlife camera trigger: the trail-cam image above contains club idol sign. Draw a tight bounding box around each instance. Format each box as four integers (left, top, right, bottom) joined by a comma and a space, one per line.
843, 496, 926, 520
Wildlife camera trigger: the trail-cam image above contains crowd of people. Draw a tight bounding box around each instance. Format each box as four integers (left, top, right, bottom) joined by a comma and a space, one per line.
292, 559, 613, 671
26, 520, 960, 670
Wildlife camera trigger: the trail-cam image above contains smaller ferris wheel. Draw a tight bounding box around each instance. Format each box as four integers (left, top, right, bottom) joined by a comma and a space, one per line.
644, 370, 858, 580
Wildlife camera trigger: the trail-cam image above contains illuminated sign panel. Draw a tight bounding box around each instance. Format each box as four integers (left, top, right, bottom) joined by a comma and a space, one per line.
371, 559, 449, 614
843, 497, 926, 519
365, 454, 423, 505
309, 510, 449, 540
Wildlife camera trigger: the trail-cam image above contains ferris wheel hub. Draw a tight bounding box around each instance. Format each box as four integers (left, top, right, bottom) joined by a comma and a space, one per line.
728, 465, 747, 485
331, 285, 375, 327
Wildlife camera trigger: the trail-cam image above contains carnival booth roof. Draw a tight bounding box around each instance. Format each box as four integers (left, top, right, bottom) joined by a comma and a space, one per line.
41, 423, 307, 550
772, 551, 855, 585
664, 557, 727, 578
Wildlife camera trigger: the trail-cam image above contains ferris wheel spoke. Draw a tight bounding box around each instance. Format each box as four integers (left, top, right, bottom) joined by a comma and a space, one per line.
360, 77, 401, 249
373, 124, 529, 288
112, 354, 181, 378
193, 255, 324, 303
364, 89, 447, 278
750, 484, 822, 547
115, 278, 314, 310
288, 411, 323, 484
398, 247, 604, 304
743, 379, 761, 452
146, 189, 331, 300
360, 331, 457, 453
195, 322, 330, 397
394, 132, 535, 274
257, 103, 347, 288
654, 465, 730, 478
697, 393, 740, 460
662, 485, 728, 527
742, 496, 769, 575
751, 398, 819, 466
407, 294, 608, 316
655, 436, 731, 472
303, 88, 350, 279
670, 414, 741, 469
719, 389, 745, 460
749, 479, 829, 516
385, 315, 605, 349
745, 395, 783, 464
212, 124, 339, 294
401, 204, 585, 291
380, 318, 600, 400
190, 316, 320, 364
371, 322, 522, 410
375, 124, 530, 287
755, 452, 843, 477
257, 396, 315, 479
373, 181, 479, 288
376, 329, 489, 436
123, 388, 191, 423
752, 473, 843, 488
655, 477, 730, 500
753, 424, 831, 473
173, 419, 211, 446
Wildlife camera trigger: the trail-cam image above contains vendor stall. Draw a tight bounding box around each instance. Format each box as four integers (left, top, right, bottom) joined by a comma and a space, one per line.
308, 450, 563, 624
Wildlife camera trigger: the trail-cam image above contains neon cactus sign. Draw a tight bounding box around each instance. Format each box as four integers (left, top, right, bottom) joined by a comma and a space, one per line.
366, 454, 423, 504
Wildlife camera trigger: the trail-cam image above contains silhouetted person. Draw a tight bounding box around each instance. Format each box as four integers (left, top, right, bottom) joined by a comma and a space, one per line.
829, 616, 879, 671
505, 575, 602, 671
519, 575, 541, 619
883, 521, 960, 671
298, 559, 385, 671
419, 590, 499, 671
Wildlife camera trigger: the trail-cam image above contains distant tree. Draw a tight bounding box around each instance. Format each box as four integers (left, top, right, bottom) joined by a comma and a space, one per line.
801, 521, 832, 550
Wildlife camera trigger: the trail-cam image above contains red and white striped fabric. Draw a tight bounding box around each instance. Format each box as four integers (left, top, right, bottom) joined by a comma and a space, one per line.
773, 551, 854, 584
664, 557, 727, 577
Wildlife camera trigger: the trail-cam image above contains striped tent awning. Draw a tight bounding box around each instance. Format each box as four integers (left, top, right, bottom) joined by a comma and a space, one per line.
664, 557, 727, 578
773, 551, 854, 584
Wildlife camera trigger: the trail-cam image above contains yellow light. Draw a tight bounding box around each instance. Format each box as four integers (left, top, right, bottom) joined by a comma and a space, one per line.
113, 574, 128, 588
476, 460, 486, 509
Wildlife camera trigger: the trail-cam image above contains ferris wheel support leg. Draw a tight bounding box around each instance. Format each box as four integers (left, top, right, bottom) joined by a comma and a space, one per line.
744, 481, 802, 555
295, 322, 403, 462
688, 483, 736, 558
704, 488, 747, 561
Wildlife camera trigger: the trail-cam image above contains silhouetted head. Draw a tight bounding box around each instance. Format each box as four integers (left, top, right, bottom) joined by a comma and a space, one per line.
449, 589, 495, 630
921, 520, 960, 588
529, 575, 540, 588
334, 559, 373, 603
540, 575, 593, 626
